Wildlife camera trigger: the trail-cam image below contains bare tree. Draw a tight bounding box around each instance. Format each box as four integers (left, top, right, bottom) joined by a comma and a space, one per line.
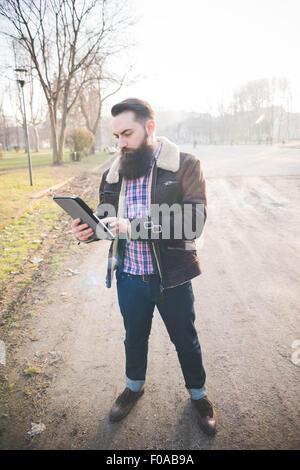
0, 0, 133, 164
171, 78, 295, 145
74, 60, 132, 152
228, 78, 292, 143
28, 70, 46, 152
11, 40, 46, 152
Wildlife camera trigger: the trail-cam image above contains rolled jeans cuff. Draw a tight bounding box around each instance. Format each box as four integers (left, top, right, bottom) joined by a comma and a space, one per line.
189, 385, 207, 400
126, 377, 145, 392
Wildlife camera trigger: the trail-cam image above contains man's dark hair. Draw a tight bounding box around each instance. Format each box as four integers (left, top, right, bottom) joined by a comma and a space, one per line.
111, 98, 155, 123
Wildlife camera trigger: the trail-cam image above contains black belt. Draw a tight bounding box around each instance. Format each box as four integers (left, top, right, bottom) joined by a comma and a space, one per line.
123, 272, 158, 281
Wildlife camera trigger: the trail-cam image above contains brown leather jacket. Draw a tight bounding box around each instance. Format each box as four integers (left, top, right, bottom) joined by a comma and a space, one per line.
93, 137, 207, 291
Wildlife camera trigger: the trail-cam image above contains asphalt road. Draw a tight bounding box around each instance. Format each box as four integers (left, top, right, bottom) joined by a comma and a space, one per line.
181, 143, 300, 177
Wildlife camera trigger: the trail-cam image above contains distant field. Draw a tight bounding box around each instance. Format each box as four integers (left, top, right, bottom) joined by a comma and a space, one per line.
0, 149, 113, 171
0, 150, 57, 170
0, 150, 112, 226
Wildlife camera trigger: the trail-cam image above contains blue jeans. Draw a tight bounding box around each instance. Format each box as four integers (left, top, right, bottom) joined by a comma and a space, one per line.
116, 271, 207, 400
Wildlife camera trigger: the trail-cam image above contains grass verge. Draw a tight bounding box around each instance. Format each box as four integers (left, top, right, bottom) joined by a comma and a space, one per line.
0, 150, 112, 227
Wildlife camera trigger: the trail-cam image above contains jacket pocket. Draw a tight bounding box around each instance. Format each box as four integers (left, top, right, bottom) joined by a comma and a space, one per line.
156, 181, 180, 205
100, 190, 119, 209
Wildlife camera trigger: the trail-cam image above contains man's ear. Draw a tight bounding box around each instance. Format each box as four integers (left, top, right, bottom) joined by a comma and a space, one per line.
146, 119, 155, 137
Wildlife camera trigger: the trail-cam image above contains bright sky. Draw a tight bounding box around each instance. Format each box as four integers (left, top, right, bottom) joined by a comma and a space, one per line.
106, 0, 300, 114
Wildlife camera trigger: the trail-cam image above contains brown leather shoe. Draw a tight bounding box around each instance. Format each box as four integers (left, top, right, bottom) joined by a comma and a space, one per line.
192, 396, 217, 436
109, 387, 144, 423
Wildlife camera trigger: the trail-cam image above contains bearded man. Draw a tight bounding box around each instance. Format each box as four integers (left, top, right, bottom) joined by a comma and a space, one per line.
72, 98, 217, 436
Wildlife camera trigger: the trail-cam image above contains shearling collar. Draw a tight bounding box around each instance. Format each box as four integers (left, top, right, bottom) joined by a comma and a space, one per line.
105, 136, 180, 184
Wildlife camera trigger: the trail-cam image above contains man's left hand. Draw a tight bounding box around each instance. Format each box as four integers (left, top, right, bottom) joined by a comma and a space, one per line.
101, 216, 130, 237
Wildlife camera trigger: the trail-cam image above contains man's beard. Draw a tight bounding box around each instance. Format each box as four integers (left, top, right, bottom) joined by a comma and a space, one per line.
119, 136, 154, 180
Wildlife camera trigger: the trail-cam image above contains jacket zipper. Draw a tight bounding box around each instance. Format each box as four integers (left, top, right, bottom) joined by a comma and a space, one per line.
152, 242, 164, 293
150, 159, 164, 293
165, 279, 191, 289
152, 243, 191, 291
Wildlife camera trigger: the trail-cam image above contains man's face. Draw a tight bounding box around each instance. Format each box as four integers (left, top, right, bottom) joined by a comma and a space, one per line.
113, 110, 149, 152
112, 110, 155, 180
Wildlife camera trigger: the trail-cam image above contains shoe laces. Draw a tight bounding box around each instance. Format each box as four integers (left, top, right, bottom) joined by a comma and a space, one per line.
117, 388, 135, 405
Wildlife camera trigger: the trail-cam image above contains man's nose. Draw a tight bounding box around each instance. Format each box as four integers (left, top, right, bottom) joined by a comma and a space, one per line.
119, 136, 128, 148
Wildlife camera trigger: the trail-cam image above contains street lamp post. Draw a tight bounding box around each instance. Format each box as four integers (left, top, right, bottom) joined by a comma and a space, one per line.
15, 68, 33, 186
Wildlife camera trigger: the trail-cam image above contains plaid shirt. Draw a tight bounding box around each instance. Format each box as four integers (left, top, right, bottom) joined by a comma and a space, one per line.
123, 144, 162, 275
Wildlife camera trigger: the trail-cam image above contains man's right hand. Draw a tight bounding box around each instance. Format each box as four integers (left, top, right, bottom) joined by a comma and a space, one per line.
71, 218, 94, 242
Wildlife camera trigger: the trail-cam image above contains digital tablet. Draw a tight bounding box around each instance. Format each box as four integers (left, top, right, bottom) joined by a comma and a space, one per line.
53, 196, 115, 241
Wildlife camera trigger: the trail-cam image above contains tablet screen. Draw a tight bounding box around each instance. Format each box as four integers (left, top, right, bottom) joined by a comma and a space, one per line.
53, 196, 115, 240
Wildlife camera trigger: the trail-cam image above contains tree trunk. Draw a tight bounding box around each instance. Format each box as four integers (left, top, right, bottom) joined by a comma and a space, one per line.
58, 122, 67, 163
16, 124, 20, 148
49, 107, 59, 164
97, 123, 102, 150
57, 85, 72, 164
58, 105, 68, 164
33, 125, 40, 153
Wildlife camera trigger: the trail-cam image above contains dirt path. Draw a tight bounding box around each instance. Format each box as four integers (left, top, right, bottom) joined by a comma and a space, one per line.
0, 171, 299, 450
